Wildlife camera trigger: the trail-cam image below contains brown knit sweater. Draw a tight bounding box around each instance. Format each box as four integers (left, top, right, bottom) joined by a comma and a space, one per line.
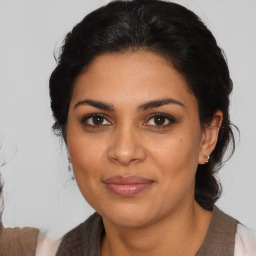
0, 224, 39, 256
56, 206, 238, 256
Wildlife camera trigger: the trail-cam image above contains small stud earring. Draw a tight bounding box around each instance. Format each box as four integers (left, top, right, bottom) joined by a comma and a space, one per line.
205, 155, 210, 164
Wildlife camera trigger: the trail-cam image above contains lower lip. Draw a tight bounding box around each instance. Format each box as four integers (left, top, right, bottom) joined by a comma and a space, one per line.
104, 183, 153, 196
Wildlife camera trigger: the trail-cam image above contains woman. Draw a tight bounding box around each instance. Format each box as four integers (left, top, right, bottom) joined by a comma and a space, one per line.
49, 0, 256, 255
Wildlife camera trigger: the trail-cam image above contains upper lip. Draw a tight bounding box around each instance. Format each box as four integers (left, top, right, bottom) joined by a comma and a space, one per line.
103, 175, 154, 184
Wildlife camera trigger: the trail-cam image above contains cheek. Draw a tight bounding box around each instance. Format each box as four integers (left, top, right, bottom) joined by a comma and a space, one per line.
69, 144, 105, 182
67, 130, 106, 206
150, 134, 200, 169
149, 136, 200, 205
67, 124, 106, 178
148, 129, 202, 195
70, 141, 100, 168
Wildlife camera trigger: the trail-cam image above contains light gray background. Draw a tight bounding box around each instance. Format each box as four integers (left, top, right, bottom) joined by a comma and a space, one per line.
0, 0, 255, 239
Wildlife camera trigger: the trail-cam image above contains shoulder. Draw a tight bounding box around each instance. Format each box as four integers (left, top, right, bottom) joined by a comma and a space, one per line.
58, 212, 101, 245
235, 224, 256, 256
0, 226, 39, 256
56, 212, 103, 256
0, 226, 39, 243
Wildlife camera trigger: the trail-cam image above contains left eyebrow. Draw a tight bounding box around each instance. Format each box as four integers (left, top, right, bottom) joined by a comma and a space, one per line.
138, 98, 185, 111
73, 99, 114, 111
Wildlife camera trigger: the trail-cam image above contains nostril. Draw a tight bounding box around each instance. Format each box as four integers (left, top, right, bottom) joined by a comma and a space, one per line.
107, 137, 146, 165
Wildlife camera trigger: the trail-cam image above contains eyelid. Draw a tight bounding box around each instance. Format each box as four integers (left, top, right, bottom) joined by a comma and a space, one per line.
79, 112, 177, 129
80, 113, 112, 127
143, 112, 177, 127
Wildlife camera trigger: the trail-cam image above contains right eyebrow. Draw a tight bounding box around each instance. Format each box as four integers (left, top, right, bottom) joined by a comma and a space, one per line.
73, 99, 114, 111
138, 98, 185, 111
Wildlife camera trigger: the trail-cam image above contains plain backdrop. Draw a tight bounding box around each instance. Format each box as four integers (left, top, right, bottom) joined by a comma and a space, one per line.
0, 0, 255, 239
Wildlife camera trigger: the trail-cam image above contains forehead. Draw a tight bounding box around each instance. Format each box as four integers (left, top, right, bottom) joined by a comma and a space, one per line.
71, 50, 196, 109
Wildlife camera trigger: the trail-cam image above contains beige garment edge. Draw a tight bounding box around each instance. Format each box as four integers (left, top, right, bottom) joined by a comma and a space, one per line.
0, 224, 39, 256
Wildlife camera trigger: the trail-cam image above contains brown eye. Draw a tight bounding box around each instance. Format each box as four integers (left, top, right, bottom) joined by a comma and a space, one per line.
92, 116, 104, 125
145, 113, 176, 128
81, 114, 111, 127
154, 116, 166, 126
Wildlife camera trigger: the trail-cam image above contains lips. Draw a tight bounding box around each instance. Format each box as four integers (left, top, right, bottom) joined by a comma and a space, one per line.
103, 175, 154, 196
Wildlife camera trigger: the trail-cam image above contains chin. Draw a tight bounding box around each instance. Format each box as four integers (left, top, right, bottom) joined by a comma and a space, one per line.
100, 203, 154, 228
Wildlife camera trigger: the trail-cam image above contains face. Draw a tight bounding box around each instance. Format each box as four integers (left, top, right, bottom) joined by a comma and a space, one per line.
67, 50, 209, 228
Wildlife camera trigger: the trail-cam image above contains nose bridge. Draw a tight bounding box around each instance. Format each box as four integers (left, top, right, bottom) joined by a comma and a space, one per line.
108, 121, 145, 165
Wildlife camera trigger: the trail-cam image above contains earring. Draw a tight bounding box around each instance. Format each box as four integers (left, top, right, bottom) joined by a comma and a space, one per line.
67, 157, 75, 180
68, 157, 72, 172
205, 155, 210, 164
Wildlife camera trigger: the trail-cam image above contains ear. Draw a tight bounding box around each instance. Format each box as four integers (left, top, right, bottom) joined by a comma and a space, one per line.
198, 110, 223, 164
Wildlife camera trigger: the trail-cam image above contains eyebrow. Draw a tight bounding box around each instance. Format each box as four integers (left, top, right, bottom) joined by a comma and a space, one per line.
74, 99, 114, 111
73, 98, 184, 111
138, 98, 185, 111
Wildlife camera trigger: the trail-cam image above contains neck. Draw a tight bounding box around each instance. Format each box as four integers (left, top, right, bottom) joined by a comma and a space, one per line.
101, 201, 212, 256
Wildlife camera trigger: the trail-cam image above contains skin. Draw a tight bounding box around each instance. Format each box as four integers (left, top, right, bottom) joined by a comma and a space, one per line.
66, 50, 223, 256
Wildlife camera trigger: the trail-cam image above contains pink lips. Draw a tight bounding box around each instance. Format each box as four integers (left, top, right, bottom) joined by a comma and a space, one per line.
103, 175, 154, 196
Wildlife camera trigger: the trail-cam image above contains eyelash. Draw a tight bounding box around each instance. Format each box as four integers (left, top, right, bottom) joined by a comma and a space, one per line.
144, 113, 177, 128
80, 113, 111, 128
79, 113, 177, 129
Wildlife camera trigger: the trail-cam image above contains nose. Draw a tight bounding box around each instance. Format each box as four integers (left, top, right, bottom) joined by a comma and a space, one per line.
107, 126, 146, 166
